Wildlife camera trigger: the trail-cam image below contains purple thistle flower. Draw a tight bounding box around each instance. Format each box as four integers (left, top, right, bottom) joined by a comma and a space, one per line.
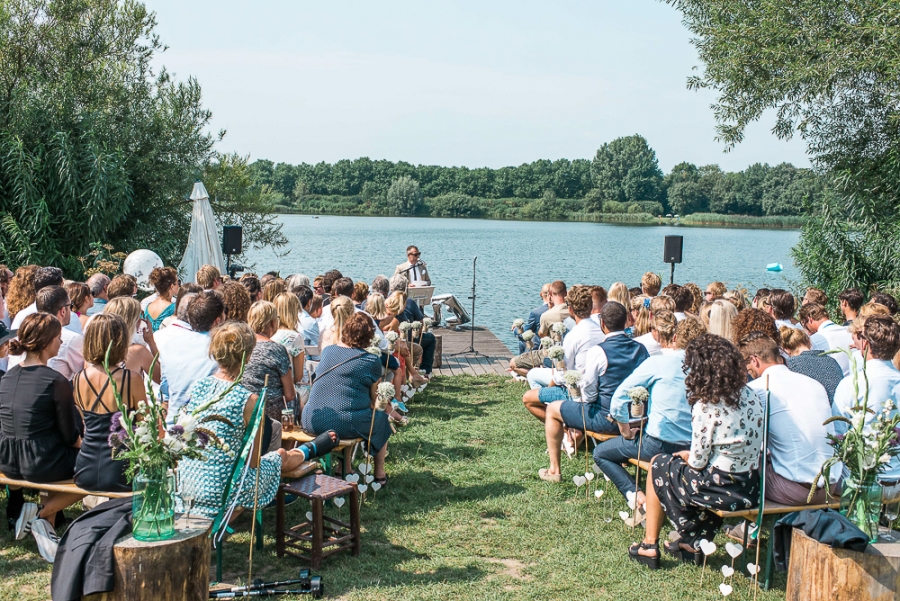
110, 412, 123, 433
195, 430, 209, 447
169, 425, 185, 436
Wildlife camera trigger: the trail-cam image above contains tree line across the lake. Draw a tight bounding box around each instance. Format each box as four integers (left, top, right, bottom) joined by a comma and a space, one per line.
249, 134, 824, 223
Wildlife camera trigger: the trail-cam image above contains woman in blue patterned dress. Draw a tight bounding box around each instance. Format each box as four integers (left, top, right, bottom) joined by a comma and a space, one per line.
176, 322, 336, 519
302, 313, 391, 485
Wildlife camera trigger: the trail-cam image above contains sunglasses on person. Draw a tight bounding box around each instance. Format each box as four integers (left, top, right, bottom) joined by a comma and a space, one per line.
408, 252, 420, 257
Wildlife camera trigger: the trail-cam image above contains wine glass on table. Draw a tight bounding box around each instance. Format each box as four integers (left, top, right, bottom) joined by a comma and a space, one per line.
883, 484, 900, 542
178, 471, 196, 531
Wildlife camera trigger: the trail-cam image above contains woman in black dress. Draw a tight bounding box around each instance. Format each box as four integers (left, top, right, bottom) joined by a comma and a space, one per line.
73, 314, 147, 492
0, 313, 84, 558
629, 334, 763, 569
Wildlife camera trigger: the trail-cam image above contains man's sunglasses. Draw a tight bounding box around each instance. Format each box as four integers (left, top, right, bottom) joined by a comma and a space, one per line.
408, 252, 420, 257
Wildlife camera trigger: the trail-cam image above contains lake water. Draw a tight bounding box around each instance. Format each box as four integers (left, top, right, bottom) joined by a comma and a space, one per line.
244, 215, 802, 351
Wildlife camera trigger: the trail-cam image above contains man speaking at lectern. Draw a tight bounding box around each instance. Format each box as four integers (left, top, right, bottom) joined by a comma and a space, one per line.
394, 245, 431, 286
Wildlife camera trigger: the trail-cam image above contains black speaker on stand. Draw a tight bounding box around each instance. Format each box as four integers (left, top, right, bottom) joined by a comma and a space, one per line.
663, 235, 683, 285
222, 225, 244, 278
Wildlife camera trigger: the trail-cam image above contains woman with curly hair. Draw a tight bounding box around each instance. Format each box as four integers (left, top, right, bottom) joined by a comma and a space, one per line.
683, 282, 703, 315
6, 265, 40, 321
731, 307, 780, 347
628, 333, 763, 570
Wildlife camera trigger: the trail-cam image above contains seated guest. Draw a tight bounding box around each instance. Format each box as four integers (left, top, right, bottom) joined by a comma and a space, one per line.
84, 273, 110, 317
872, 292, 899, 316
608, 282, 631, 311
802, 287, 828, 307
833, 315, 900, 486
370, 275, 390, 298
296, 286, 321, 350
142, 267, 179, 332
629, 334, 762, 569
11, 267, 68, 332
634, 296, 676, 356
513, 284, 550, 354
104, 297, 159, 383
319, 276, 354, 333
9, 286, 85, 379
106, 273, 137, 300
243, 301, 296, 421
73, 314, 147, 493
0, 314, 84, 562
538, 302, 649, 481
589, 286, 608, 326
641, 272, 661, 297
176, 322, 333, 520
6, 265, 40, 325
838, 288, 864, 326
321, 296, 355, 350
302, 313, 391, 484
286, 273, 310, 294
158, 291, 223, 423
731, 308, 780, 348
741, 333, 838, 505
672, 286, 693, 321
196, 264, 222, 291
780, 327, 844, 405
522, 286, 605, 423
538, 281, 570, 337
765, 289, 802, 330
707, 299, 738, 340
722, 290, 747, 312
595, 314, 706, 509
239, 273, 262, 302
752, 287, 771, 310
272, 292, 307, 390
704, 281, 726, 301
391, 276, 436, 376
629, 296, 652, 340
262, 278, 286, 303
351, 282, 369, 311
798, 302, 853, 375
219, 280, 252, 323
66, 282, 94, 331
683, 282, 703, 314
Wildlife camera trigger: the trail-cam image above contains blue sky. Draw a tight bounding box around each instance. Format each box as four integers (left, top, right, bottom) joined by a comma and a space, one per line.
147, 0, 810, 172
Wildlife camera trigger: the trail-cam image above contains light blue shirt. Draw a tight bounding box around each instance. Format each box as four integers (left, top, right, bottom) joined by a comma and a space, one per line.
86, 298, 107, 316
609, 348, 692, 444
833, 359, 900, 482
298, 310, 320, 347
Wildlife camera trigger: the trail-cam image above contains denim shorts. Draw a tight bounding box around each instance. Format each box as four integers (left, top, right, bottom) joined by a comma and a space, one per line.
538, 386, 570, 404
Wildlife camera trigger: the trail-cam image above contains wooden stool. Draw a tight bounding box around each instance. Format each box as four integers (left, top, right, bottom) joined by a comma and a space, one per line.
276, 474, 360, 568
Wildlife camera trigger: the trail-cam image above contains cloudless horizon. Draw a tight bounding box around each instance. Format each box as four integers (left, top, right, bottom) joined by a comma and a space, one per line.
147, 1, 811, 173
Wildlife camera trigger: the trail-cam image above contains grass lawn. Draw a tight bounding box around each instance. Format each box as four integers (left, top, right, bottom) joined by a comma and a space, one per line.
1, 375, 787, 600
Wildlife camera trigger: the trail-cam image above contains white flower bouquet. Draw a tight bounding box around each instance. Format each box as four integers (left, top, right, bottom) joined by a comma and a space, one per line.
375, 382, 396, 412
399, 322, 412, 333
627, 386, 649, 419
547, 345, 565, 361
563, 370, 582, 401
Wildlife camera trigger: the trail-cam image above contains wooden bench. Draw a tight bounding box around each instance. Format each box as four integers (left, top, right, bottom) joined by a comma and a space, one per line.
281, 432, 362, 477
0, 472, 132, 499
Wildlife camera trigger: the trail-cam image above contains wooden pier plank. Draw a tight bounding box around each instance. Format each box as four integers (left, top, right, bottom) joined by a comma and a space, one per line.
428, 326, 512, 378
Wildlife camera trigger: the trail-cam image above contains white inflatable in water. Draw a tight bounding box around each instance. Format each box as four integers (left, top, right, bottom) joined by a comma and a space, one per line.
124, 249, 163, 291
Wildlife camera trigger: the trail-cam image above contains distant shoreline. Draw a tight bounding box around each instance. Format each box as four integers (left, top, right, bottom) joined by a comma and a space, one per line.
273, 210, 806, 231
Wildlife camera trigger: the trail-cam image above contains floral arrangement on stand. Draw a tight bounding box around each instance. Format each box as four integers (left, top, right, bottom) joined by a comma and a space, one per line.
550, 322, 567, 343
810, 352, 900, 541
106, 354, 231, 541
356, 382, 396, 504
547, 345, 565, 370
521, 330, 535, 350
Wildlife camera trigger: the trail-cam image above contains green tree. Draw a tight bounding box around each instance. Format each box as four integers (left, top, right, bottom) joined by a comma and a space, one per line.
0, 0, 283, 274
386, 176, 423, 215
590, 135, 665, 205
667, 182, 707, 215
583, 188, 604, 213
427, 193, 483, 218
668, 0, 900, 294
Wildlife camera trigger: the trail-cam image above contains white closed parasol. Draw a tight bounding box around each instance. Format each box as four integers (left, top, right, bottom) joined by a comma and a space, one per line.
178, 181, 226, 283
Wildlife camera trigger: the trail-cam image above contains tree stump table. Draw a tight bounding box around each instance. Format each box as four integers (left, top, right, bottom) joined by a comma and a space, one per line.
786, 528, 900, 600
82, 517, 212, 601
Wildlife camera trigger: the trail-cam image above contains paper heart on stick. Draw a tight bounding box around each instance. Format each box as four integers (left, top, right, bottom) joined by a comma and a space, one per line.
358, 464, 371, 474
333, 497, 345, 508
371, 482, 382, 491
357, 484, 368, 494
724, 542, 743, 558
365, 475, 374, 484
699, 539, 717, 556
306, 511, 313, 521
747, 563, 759, 575
719, 583, 733, 597
721, 565, 734, 578
618, 511, 630, 521
345, 474, 360, 483
573, 475, 586, 487
584, 472, 595, 481
591, 464, 602, 474
594, 489, 604, 498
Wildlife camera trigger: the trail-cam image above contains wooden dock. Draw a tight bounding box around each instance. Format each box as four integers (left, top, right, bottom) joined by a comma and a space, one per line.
430, 326, 512, 377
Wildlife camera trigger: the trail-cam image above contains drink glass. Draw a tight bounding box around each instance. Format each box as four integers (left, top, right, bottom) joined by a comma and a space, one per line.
281, 408, 295, 433
883, 483, 900, 541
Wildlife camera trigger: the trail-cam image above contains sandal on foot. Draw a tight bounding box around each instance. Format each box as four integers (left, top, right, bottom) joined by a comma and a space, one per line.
388, 412, 409, 427
628, 542, 660, 570
538, 468, 561, 482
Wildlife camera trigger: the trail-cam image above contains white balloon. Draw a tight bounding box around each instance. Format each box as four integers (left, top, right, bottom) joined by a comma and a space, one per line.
123, 250, 163, 292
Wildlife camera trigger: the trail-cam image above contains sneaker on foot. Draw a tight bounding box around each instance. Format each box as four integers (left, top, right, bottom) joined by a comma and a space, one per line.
15, 502, 38, 541
30, 518, 60, 563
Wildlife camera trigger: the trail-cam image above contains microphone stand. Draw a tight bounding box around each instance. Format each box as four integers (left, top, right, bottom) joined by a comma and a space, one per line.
450, 256, 480, 356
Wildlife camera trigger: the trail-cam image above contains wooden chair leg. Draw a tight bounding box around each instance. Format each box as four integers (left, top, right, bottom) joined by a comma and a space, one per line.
342, 446, 353, 477
216, 542, 223, 583
255, 509, 264, 551
763, 516, 776, 590
350, 487, 360, 556
312, 498, 324, 569
275, 485, 285, 558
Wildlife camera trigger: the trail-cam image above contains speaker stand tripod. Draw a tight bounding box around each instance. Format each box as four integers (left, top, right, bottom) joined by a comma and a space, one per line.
450, 256, 481, 356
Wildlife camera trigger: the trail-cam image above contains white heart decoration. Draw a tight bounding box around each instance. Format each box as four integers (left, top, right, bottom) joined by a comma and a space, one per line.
699, 539, 717, 556
725, 542, 743, 558
594, 489, 604, 498
357, 484, 368, 494
721, 565, 734, 578
358, 464, 371, 474
747, 563, 759, 575
627, 499, 637, 510
573, 475, 586, 487
345, 474, 360, 483
584, 472, 595, 481
365, 474, 374, 484
719, 583, 733, 597
333, 497, 345, 508
401, 385, 409, 392
591, 464, 602, 474
305, 511, 313, 521
371, 482, 382, 491
618, 511, 630, 521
